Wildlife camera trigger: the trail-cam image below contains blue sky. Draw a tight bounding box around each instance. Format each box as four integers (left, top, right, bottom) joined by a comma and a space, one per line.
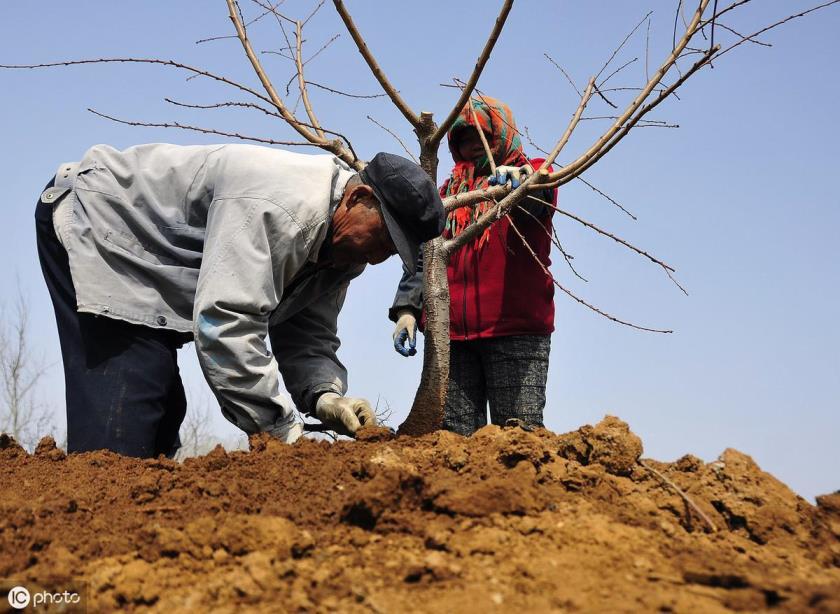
1, 2, 837, 500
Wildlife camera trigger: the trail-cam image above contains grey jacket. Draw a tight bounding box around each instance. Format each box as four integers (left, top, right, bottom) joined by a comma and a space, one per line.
45, 143, 362, 434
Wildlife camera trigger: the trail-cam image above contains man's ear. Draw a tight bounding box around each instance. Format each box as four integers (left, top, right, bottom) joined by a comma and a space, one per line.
345, 183, 375, 208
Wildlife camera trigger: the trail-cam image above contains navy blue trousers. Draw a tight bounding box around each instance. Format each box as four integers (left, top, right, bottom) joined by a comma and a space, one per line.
35, 181, 186, 457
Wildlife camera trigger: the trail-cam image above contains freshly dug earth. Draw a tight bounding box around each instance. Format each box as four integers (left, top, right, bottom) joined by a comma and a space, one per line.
1, 416, 838, 613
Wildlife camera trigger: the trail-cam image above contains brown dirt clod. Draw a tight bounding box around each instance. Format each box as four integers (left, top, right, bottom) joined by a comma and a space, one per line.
1, 415, 837, 612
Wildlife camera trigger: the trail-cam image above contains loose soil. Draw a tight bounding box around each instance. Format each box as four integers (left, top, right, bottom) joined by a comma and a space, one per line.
1, 416, 838, 612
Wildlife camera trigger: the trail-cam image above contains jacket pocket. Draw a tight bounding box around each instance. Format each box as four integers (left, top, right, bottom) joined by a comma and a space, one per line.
74, 163, 119, 198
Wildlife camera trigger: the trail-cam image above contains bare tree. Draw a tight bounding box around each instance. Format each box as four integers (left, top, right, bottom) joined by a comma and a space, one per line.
2, 0, 836, 436
0, 290, 54, 449
176, 391, 222, 459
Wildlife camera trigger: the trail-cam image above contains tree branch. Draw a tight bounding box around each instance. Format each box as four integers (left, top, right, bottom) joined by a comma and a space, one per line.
575, 176, 637, 220
366, 115, 418, 163
87, 108, 316, 147
714, 0, 840, 60
225, 0, 361, 169
548, 46, 717, 185
507, 215, 672, 333
163, 98, 358, 160
331, 0, 420, 128
541, 78, 596, 170
0, 57, 276, 108
516, 205, 588, 282
305, 80, 387, 99
294, 20, 326, 139
544, 53, 582, 97
429, 0, 515, 146
528, 194, 688, 294
547, 0, 713, 184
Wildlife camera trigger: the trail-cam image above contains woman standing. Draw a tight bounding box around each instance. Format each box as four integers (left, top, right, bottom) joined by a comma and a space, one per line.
390, 96, 558, 435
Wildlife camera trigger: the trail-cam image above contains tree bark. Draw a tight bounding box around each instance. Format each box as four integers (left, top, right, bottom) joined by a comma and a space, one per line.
397, 236, 450, 436
398, 112, 452, 436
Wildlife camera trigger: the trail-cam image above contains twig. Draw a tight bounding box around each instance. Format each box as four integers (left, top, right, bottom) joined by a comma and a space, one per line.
549, 46, 717, 185
595, 11, 653, 82
714, 0, 840, 60
295, 20, 325, 139
528, 194, 687, 295
699, 0, 752, 28
516, 205, 588, 282
367, 115, 418, 163
444, 80, 583, 250
302, 0, 325, 27
639, 460, 718, 533
710, 0, 720, 50
547, 0, 714, 185
713, 22, 771, 47
244, 0, 290, 28
544, 53, 582, 97
451, 86, 497, 173
576, 176, 637, 220
0, 57, 276, 108
507, 215, 671, 333
261, 49, 295, 61
523, 125, 550, 156
225, 0, 360, 168
248, 0, 295, 25
306, 81, 387, 98
645, 16, 651, 81
672, 0, 684, 54
593, 83, 618, 109
541, 78, 596, 170
598, 57, 639, 89
163, 98, 358, 159
472, 110, 496, 173
87, 108, 315, 147
522, 124, 638, 221
195, 34, 238, 45
303, 34, 340, 66
580, 116, 680, 129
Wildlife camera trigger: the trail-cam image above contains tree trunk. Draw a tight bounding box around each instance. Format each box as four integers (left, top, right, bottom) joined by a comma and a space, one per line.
398, 114, 452, 436
397, 236, 450, 435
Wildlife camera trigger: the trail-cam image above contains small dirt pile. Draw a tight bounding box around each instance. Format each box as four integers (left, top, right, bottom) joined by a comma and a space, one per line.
1, 417, 838, 612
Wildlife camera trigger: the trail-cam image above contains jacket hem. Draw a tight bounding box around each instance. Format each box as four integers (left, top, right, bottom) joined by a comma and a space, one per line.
449, 326, 554, 342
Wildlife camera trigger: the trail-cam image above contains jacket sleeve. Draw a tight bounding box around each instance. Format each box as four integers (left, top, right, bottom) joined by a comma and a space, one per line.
516, 158, 557, 219
518, 186, 557, 218
193, 197, 309, 435
269, 268, 361, 415
388, 250, 424, 322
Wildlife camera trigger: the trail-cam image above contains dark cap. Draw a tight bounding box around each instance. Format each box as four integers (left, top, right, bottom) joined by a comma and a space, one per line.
359, 152, 445, 274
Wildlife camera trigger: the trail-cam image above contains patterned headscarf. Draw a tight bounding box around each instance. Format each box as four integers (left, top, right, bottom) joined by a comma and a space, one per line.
444, 95, 528, 247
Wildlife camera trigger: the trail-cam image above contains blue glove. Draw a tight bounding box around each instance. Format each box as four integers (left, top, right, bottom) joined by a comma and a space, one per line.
392, 310, 417, 357
487, 164, 534, 189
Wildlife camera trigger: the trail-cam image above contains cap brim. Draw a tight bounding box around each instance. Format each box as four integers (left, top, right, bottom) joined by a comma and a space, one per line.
379, 201, 419, 275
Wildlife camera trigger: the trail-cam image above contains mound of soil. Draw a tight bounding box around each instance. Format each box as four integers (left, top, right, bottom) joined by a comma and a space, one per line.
1, 417, 838, 612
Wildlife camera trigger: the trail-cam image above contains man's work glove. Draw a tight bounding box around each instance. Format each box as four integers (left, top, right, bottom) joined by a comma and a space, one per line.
392, 309, 418, 357
314, 392, 376, 437
487, 164, 534, 189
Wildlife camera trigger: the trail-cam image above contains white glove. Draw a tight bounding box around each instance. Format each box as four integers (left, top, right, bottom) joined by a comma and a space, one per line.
488, 164, 534, 189
266, 414, 304, 444
392, 309, 418, 357
315, 393, 376, 437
